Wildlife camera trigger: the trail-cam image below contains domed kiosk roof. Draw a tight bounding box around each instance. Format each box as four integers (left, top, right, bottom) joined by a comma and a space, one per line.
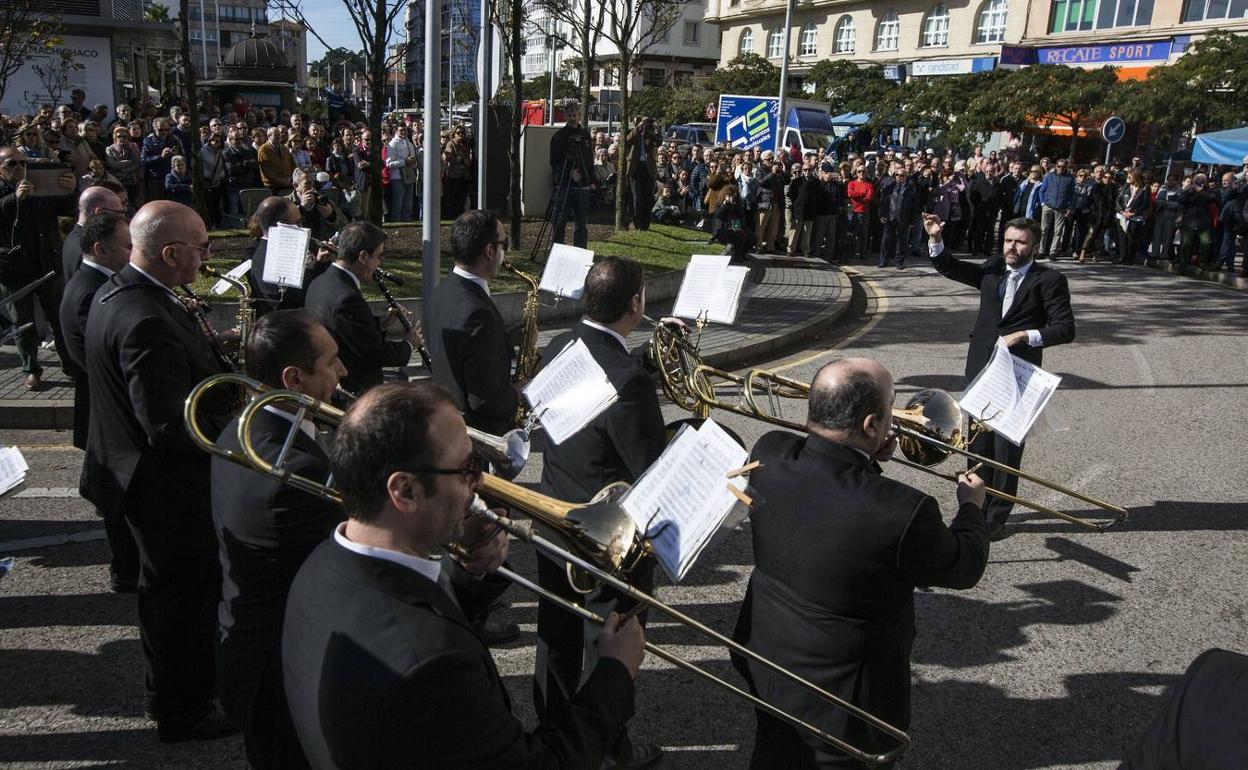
217, 33, 295, 83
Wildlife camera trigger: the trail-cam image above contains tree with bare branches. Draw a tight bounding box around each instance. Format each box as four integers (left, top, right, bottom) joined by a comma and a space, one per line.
0, 0, 63, 108
268, 0, 410, 224
532, 0, 605, 119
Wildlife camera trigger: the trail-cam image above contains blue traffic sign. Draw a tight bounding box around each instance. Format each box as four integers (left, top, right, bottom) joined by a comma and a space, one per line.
1101, 116, 1126, 144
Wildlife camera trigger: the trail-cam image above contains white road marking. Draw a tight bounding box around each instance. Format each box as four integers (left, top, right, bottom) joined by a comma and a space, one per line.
14, 487, 81, 498
0, 529, 106, 552
1131, 346, 1156, 389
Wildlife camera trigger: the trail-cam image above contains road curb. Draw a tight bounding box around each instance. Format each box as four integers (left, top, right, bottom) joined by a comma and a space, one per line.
0, 399, 75, 430
1131, 258, 1248, 291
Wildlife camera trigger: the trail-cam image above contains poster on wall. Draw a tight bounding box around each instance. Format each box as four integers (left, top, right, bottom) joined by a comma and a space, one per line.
0, 35, 113, 115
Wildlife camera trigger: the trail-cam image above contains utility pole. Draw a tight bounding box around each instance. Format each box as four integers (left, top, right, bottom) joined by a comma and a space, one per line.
547, 16, 556, 125
775, 0, 795, 153
422, 0, 443, 306
477, 0, 492, 208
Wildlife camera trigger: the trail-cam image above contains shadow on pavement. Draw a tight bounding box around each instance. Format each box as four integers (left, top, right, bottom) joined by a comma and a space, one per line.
1010, 499, 1248, 534
0, 591, 134, 630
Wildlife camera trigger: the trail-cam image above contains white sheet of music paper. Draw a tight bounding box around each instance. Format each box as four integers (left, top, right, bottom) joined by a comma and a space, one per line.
622, 419, 748, 582
0, 446, 29, 497
672, 254, 750, 324
522, 338, 618, 445
539, 244, 595, 299
959, 339, 1062, 446
211, 260, 252, 296
262, 223, 310, 289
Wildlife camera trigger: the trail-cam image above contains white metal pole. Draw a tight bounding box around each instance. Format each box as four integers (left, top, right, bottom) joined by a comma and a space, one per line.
547, 17, 556, 125
477, 1, 492, 207
199, 0, 209, 79
448, 8, 455, 116
775, 0, 795, 154
423, 0, 443, 305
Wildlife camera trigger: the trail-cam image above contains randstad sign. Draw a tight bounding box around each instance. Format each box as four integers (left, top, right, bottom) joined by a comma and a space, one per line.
1037, 40, 1173, 65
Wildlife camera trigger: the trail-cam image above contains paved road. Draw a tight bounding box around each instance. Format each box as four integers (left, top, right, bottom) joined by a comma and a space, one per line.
1, 258, 1246, 768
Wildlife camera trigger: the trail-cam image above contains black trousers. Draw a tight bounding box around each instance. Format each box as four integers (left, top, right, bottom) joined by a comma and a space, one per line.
123, 478, 220, 726
235, 653, 309, 770
630, 174, 654, 230
969, 428, 1025, 523
534, 553, 654, 723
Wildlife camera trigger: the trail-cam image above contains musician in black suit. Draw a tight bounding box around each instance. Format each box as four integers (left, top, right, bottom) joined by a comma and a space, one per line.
57, 211, 139, 593
424, 209, 519, 437
245, 196, 333, 317
304, 220, 420, 395
536, 256, 678, 769
282, 382, 647, 769
924, 214, 1076, 539
732, 358, 989, 769
211, 310, 347, 769
82, 201, 237, 741
61, 185, 126, 282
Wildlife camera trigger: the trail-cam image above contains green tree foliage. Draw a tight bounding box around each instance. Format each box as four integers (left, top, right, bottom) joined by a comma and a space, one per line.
1119, 32, 1248, 141
889, 69, 1012, 152
805, 60, 897, 116
705, 53, 779, 96
144, 2, 172, 22
989, 64, 1121, 158
453, 81, 479, 105
0, 0, 63, 106
522, 73, 581, 101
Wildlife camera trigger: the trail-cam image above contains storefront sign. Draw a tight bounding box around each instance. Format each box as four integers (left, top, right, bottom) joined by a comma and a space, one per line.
1036, 40, 1173, 65
882, 64, 906, 82
0, 35, 113, 115
910, 58, 997, 77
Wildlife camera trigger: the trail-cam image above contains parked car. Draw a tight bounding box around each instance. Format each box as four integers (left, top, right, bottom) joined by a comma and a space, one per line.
664, 123, 716, 151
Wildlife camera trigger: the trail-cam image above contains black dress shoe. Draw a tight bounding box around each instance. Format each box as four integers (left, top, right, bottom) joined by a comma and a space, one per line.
604, 741, 664, 769
474, 617, 520, 647
157, 704, 240, 743
986, 518, 1011, 542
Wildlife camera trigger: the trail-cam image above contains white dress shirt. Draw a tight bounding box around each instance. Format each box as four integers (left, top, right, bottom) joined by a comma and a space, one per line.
579, 318, 628, 351
332, 522, 441, 584
80, 259, 115, 278
452, 265, 490, 296
331, 262, 362, 290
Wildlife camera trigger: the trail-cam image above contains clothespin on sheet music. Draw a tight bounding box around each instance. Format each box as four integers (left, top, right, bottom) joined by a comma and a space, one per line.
725, 461, 763, 507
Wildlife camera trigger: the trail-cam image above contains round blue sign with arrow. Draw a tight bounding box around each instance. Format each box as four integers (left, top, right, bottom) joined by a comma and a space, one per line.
1102, 116, 1126, 144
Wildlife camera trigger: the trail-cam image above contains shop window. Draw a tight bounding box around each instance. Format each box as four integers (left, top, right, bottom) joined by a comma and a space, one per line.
876, 10, 899, 51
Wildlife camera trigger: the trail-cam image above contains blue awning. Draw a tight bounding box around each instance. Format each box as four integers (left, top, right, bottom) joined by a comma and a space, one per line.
828, 111, 871, 126
1191, 125, 1248, 165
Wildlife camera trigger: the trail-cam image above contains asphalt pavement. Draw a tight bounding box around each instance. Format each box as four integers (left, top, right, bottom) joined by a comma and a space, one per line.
1, 256, 1246, 769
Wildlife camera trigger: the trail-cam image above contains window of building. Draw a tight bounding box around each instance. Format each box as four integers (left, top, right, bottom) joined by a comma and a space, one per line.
1050, 0, 1153, 31
1183, 0, 1248, 21
767, 25, 784, 58
834, 15, 856, 52
738, 28, 754, 55
643, 68, 665, 86
875, 10, 899, 51
975, 0, 1009, 42
684, 21, 700, 45
730, 0, 740, 6
799, 22, 818, 55
921, 4, 950, 46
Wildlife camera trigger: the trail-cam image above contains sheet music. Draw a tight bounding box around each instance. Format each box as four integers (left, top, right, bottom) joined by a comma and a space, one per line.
211, 259, 252, 296
522, 338, 618, 444
959, 339, 1062, 445
0, 445, 29, 497
539, 244, 594, 299
262, 223, 310, 289
671, 254, 749, 324
622, 419, 748, 582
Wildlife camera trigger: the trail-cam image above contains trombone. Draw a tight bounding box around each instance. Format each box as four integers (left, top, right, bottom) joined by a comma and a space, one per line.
648, 325, 1128, 531
182, 375, 912, 767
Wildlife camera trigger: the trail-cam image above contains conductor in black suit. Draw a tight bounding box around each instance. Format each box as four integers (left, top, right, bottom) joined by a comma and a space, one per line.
424, 209, 520, 437
536, 256, 680, 769
732, 358, 989, 769
924, 214, 1076, 539
211, 310, 347, 769
83, 201, 237, 741
58, 211, 139, 593
282, 382, 647, 769
304, 220, 421, 395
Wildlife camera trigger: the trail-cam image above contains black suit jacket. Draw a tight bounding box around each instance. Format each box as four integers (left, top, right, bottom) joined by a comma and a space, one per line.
424, 271, 518, 436
211, 409, 343, 722
305, 265, 411, 395
58, 262, 109, 449
732, 433, 988, 762
282, 539, 635, 769
82, 264, 229, 515
538, 322, 666, 503
62, 223, 84, 282
930, 244, 1076, 379
245, 239, 329, 317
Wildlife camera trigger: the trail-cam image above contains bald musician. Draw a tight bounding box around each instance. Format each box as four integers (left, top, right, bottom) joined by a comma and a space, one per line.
83, 201, 237, 741
732, 358, 989, 768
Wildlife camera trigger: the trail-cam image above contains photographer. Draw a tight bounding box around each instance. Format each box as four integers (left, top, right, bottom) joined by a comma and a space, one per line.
549, 104, 593, 248
0, 147, 77, 390
286, 168, 344, 242
625, 116, 661, 230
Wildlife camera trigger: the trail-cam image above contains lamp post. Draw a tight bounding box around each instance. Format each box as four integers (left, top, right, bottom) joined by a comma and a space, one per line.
422, 0, 443, 305
775, 0, 796, 154
478, 0, 493, 208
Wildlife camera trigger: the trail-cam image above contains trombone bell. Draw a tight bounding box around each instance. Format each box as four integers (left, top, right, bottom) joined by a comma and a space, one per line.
894, 389, 965, 466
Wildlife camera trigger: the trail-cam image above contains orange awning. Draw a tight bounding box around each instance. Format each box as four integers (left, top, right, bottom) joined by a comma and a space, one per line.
1116, 66, 1154, 81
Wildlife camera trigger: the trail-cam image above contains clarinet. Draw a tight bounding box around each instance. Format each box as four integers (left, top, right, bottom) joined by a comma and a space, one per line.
178, 285, 237, 372
374, 274, 433, 371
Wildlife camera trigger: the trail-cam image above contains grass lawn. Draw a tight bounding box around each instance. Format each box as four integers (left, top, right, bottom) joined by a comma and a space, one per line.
193, 222, 709, 300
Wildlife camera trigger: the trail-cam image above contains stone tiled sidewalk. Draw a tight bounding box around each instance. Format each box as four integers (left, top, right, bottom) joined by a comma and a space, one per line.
0, 255, 851, 429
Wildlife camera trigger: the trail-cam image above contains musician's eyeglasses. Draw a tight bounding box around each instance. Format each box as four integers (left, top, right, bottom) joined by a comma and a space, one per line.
168, 240, 212, 256
409, 454, 486, 478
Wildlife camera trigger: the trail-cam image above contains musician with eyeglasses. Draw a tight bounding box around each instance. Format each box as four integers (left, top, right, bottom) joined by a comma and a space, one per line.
0, 145, 78, 391
732, 358, 989, 769
281, 382, 646, 769
245, 196, 333, 317
304, 220, 423, 395
82, 201, 238, 742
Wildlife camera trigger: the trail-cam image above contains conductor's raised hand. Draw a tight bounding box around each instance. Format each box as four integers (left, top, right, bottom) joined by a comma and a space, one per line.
922, 213, 945, 242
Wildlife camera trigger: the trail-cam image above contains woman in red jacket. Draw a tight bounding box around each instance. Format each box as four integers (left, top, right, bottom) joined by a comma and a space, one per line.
846, 166, 875, 260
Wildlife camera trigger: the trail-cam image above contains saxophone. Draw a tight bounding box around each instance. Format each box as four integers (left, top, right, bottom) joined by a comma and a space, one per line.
503, 260, 541, 426
198, 265, 254, 371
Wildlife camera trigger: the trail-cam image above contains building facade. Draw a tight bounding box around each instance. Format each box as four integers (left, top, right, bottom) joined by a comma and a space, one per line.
407, 0, 483, 97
